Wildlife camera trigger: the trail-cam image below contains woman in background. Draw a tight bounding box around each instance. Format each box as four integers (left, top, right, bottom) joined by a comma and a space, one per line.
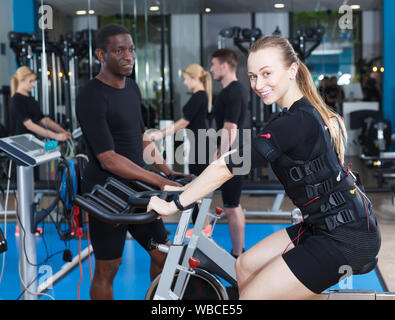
9, 66, 71, 141
147, 63, 212, 176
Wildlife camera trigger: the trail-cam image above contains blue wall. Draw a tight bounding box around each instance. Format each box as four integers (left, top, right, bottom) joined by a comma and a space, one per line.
383, 0, 395, 133
13, 0, 37, 34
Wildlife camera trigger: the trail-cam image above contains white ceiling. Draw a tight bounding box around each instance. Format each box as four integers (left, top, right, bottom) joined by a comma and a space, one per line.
41, 0, 382, 16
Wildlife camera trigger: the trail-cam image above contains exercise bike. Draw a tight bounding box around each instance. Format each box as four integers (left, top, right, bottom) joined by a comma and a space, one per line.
73, 176, 238, 300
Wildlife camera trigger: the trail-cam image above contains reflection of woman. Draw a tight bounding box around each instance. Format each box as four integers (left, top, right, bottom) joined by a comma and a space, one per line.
9, 66, 71, 141
147, 64, 212, 176
148, 36, 381, 299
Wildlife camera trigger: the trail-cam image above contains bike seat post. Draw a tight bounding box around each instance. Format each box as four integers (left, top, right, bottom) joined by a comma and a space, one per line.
179, 258, 200, 300
210, 207, 224, 235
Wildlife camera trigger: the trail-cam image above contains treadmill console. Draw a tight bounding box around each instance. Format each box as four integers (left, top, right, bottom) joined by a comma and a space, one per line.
0, 134, 61, 166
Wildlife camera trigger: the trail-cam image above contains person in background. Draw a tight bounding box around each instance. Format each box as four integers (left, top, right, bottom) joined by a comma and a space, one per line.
318, 76, 329, 101
363, 77, 381, 104
209, 48, 249, 258
9, 66, 71, 141
147, 63, 212, 177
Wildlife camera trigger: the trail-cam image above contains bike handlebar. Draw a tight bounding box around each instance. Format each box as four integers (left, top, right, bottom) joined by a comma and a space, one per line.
73, 177, 185, 224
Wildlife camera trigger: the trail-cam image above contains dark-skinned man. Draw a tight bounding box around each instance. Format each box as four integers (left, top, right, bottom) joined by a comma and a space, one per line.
76, 24, 181, 300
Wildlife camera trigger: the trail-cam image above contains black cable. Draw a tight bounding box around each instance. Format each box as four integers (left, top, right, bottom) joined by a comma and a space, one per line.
15, 247, 66, 300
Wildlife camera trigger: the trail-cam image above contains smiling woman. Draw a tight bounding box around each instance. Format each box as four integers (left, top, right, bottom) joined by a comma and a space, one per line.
148, 35, 381, 300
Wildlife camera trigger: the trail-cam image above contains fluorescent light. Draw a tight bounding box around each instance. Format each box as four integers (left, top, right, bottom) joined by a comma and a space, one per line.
274, 3, 285, 9
89, 10, 95, 14
76, 10, 87, 15
205, 8, 211, 13
350, 5, 361, 10
149, 6, 160, 11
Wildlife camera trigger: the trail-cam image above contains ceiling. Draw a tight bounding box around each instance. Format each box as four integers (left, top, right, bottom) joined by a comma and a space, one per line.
41, 0, 382, 16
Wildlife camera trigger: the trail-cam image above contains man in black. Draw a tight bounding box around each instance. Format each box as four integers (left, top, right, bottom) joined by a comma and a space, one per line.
76, 24, 180, 300
210, 49, 248, 258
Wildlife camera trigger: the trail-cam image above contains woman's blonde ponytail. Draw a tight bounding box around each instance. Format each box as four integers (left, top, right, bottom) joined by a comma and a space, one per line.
10, 66, 36, 97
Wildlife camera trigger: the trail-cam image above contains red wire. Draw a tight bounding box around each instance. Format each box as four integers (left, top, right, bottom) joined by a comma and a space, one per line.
301, 196, 320, 207
77, 235, 83, 300
345, 162, 353, 176
282, 225, 306, 255
356, 188, 370, 232
86, 218, 93, 282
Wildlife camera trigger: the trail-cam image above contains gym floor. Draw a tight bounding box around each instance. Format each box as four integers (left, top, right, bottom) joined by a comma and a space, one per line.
0, 221, 384, 300
0, 156, 393, 300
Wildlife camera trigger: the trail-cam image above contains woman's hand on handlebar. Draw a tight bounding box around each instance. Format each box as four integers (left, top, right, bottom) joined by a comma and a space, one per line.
148, 196, 178, 217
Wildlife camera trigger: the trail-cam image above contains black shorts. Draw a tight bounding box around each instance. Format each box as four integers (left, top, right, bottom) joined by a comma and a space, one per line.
220, 175, 243, 208
88, 214, 169, 260
282, 209, 380, 294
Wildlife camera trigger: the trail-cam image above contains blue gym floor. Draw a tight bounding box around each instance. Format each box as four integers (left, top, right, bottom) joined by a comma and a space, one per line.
0, 221, 384, 300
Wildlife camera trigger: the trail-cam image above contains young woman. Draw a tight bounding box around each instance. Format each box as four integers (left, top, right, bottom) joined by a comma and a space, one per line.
147, 63, 212, 176
147, 36, 381, 299
9, 66, 71, 141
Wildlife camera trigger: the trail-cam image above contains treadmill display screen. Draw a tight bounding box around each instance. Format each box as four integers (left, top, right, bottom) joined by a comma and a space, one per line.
10, 136, 43, 152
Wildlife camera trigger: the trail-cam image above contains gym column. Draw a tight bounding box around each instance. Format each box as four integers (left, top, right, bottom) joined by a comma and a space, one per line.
383, 0, 395, 135
12, 0, 38, 34
12, 0, 39, 300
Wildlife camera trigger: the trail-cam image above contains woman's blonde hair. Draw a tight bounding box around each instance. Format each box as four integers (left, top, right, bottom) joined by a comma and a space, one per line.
250, 36, 347, 165
10, 66, 36, 97
183, 64, 213, 113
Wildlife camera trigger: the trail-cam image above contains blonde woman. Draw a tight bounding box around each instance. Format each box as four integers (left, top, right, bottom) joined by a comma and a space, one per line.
148, 36, 381, 299
9, 66, 71, 141
147, 63, 212, 177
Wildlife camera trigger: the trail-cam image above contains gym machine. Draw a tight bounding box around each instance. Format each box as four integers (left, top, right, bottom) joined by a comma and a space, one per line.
0, 134, 90, 299
74, 177, 239, 300
350, 109, 395, 191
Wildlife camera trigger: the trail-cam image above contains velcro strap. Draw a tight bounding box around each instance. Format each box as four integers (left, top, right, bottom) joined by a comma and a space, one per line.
305, 179, 332, 198
289, 157, 325, 182
320, 191, 346, 213
324, 209, 355, 231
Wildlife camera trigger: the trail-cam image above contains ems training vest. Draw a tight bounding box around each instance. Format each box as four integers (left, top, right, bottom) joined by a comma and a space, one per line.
253, 102, 358, 228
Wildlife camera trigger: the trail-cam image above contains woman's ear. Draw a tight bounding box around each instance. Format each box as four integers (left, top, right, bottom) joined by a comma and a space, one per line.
288, 62, 298, 80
